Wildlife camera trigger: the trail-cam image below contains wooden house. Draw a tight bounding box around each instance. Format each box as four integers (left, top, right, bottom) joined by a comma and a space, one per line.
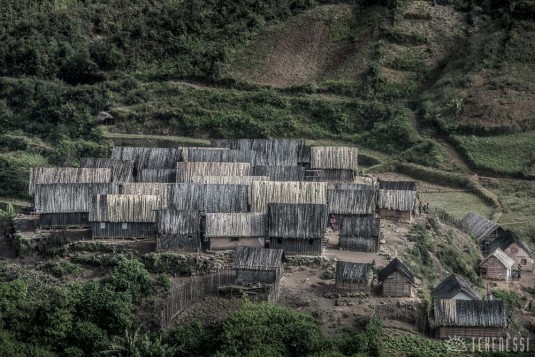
378, 181, 417, 221
253, 166, 305, 181
480, 248, 515, 281
211, 139, 301, 166
486, 230, 534, 272
250, 181, 328, 212
120, 183, 172, 209
137, 169, 176, 183
339, 216, 380, 252
80, 158, 134, 183
378, 258, 416, 297
433, 299, 507, 339
170, 183, 248, 213
309, 146, 358, 182
335, 261, 373, 292
461, 212, 503, 254
267, 203, 328, 255
328, 187, 376, 217
110, 147, 182, 170
234, 246, 284, 285
176, 162, 251, 182
190, 175, 270, 193
34, 183, 118, 228
205, 213, 267, 250
184, 148, 255, 164
305, 169, 355, 182
432, 274, 480, 301
156, 209, 201, 252
89, 194, 163, 239
29, 167, 112, 195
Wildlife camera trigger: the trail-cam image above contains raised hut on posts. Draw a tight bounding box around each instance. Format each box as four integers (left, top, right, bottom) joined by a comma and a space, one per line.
461, 212, 503, 254
205, 213, 267, 250
339, 216, 380, 252
335, 261, 373, 292
156, 209, 201, 252
378, 180, 417, 221
378, 258, 416, 297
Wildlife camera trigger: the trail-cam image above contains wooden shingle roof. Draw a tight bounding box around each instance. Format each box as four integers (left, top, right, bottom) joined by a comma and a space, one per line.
336, 261, 373, 283
434, 299, 507, 327
234, 247, 283, 270
378, 181, 416, 211
461, 212, 500, 242
432, 274, 480, 300
89, 194, 163, 223
80, 158, 134, 183
378, 258, 415, 284
340, 216, 380, 238
156, 209, 200, 235
267, 203, 328, 239
328, 188, 376, 215
487, 230, 534, 258
206, 213, 266, 238
481, 248, 515, 269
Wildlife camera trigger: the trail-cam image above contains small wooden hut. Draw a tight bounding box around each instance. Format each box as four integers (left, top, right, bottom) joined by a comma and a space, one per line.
267, 203, 328, 255
110, 147, 182, 170
120, 183, 172, 209
80, 158, 134, 183
29, 167, 112, 195
335, 261, 373, 292
461, 212, 503, 254
205, 213, 267, 250
176, 162, 251, 183
184, 148, 255, 164
137, 169, 176, 183
250, 181, 328, 212
432, 274, 480, 301
486, 230, 534, 272
253, 166, 305, 182
433, 299, 507, 339
310, 146, 358, 170
156, 209, 201, 252
89, 194, 163, 239
170, 183, 248, 213
378, 258, 415, 297
234, 247, 284, 285
328, 188, 377, 217
479, 248, 515, 281
378, 181, 417, 221
339, 216, 380, 252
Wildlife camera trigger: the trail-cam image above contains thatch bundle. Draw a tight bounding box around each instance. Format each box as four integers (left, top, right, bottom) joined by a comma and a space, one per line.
234, 247, 283, 270
29, 167, 112, 195
250, 181, 328, 212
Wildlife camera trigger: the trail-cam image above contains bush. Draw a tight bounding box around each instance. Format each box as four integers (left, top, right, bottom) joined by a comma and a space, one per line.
107, 258, 151, 301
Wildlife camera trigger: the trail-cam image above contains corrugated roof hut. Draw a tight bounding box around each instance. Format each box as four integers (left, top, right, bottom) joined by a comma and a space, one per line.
176, 162, 251, 183
487, 230, 534, 271
461, 212, 503, 253
169, 184, 248, 213
120, 183, 172, 209
305, 169, 355, 182
156, 209, 201, 252
205, 213, 267, 250
89, 194, 163, 239
250, 181, 328, 212
432, 274, 480, 301
480, 248, 515, 281
184, 148, 255, 164
110, 147, 182, 169
378, 180, 417, 221
29, 167, 112, 195
253, 166, 305, 182
267, 203, 328, 255
433, 299, 507, 339
310, 146, 358, 170
339, 216, 380, 252
378, 258, 415, 297
137, 169, 177, 183
234, 247, 284, 284
211, 139, 301, 166
34, 183, 118, 228
335, 261, 373, 292
80, 158, 134, 183
328, 188, 377, 216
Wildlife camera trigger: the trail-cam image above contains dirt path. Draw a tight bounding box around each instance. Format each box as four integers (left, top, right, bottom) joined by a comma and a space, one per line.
436, 139, 473, 174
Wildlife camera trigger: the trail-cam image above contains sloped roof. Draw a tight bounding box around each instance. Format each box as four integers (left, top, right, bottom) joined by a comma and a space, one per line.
432, 274, 480, 300
461, 212, 500, 242
481, 248, 515, 269
336, 261, 373, 283
156, 209, 200, 235
234, 247, 283, 270
378, 182, 417, 211
487, 230, 535, 258
378, 258, 415, 284
379, 180, 416, 191
340, 216, 380, 238
267, 203, 328, 239
328, 188, 377, 215
80, 158, 134, 183
434, 299, 507, 327
89, 194, 162, 223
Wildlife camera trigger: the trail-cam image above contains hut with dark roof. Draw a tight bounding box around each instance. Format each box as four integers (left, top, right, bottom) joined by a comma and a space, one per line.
432, 274, 480, 301
156, 209, 201, 252
378, 180, 417, 221
211, 139, 301, 166
267, 203, 328, 255
110, 147, 182, 170
250, 181, 328, 212
433, 299, 507, 339
234, 247, 284, 285
309, 146, 358, 182
29, 167, 112, 195
461, 212, 503, 254
253, 166, 305, 182
378, 258, 416, 297
89, 194, 163, 239
170, 184, 248, 213
120, 183, 172, 209
487, 230, 534, 271
176, 162, 251, 183
80, 158, 134, 183
328, 187, 377, 217
480, 248, 515, 281
339, 216, 380, 252
335, 261, 373, 292
205, 213, 267, 250
137, 169, 176, 183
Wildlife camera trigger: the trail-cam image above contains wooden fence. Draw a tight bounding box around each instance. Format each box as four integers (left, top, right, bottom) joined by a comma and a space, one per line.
435, 209, 465, 231
373, 302, 429, 335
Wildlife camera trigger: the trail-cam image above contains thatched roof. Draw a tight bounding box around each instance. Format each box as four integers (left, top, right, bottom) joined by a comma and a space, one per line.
205, 213, 267, 238
433, 299, 507, 327
184, 148, 255, 164
169, 183, 248, 213
234, 247, 283, 270
138, 169, 176, 183
378, 180, 417, 211
253, 166, 305, 181
310, 146, 358, 170
89, 194, 163, 222
461, 212, 501, 242
80, 158, 134, 183
211, 139, 301, 166
432, 274, 480, 300
487, 230, 534, 258
267, 203, 328, 239
336, 261, 373, 283
378, 258, 415, 284
250, 181, 328, 212
305, 169, 355, 182
481, 248, 515, 269
328, 188, 376, 215
191, 175, 269, 186
29, 167, 112, 195
156, 209, 200, 235
110, 146, 181, 169
331, 183, 375, 191
34, 183, 118, 214
120, 183, 172, 208
340, 216, 380, 238
176, 162, 251, 182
